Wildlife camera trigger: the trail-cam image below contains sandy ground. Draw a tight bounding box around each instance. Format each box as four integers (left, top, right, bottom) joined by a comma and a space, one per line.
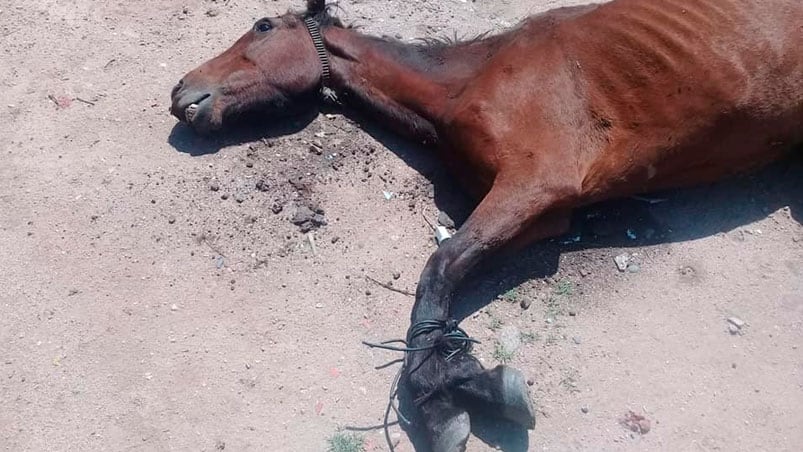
1, 0, 801, 451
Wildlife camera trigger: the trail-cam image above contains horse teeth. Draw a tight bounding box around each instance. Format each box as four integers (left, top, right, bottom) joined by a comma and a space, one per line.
185, 103, 198, 122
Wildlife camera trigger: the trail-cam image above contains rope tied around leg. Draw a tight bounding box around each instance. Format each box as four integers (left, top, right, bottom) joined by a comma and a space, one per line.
362, 318, 479, 452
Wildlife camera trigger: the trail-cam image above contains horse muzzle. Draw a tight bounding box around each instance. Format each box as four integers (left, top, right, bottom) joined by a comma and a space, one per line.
170, 80, 219, 134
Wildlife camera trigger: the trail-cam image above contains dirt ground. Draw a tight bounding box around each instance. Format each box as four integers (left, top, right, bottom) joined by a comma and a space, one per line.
1, 0, 801, 451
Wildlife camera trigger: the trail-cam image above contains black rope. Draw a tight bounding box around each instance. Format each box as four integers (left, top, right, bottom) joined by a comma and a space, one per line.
362, 319, 479, 452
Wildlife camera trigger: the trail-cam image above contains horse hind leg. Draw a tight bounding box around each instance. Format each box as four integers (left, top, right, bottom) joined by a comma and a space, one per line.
403, 177, 573, 451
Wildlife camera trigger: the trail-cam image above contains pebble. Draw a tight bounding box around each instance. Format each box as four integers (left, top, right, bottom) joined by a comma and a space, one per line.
221, 193, 229, 200
581, 406, 589, 414
520, 298, 532, 310
568, 310, 577, 316
392, 271, 401, 280
291, 206, 316, 225
206, 8, 220, 17
170, 304, 178, 311
614, 253, 630, 272
271, 203, 283, 214
526, 378, 534, 386
572, 336, 582, 345
209, 181, 220, 192
234, 193, 245, 203
167, 215, 176, 224
255, 179, 269, 192
727, 317, 746, 328
331, 236, 340, 244
728, 323, 741, 335
626, 263, 641, 273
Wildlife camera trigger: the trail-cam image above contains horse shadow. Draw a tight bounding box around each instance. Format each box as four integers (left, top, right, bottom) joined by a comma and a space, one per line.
167, 110, 800, 451
166, 109, 319, 156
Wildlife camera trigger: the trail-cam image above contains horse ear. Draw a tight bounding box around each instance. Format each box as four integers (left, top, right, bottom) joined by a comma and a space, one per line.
307, 0, 326, 15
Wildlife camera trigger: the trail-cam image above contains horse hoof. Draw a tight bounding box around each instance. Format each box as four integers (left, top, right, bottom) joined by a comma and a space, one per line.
497, 365, 536, 428
454, 365, 536, 429
431, 410, 471, 452
417, 395, 471, 452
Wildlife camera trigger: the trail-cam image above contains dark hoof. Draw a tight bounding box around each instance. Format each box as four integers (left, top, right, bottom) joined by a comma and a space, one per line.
420, 395, 471, 452
455, 365, 536, 429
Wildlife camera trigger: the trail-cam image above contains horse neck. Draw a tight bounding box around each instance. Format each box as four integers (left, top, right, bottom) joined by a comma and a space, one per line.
322, 26, 499, 145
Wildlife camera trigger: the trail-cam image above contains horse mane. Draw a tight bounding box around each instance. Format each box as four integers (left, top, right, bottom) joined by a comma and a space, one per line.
302, 0, 344, 28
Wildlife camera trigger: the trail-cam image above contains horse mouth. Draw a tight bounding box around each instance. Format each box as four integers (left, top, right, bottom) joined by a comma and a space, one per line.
185, 103, 200, 123
182, 93, 211, 125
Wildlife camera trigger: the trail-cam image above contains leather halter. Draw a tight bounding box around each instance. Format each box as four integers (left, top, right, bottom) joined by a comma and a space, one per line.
303, 16, 332, 89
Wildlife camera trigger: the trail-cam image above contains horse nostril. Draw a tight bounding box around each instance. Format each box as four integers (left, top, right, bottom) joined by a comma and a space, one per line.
171, 79, 184, 98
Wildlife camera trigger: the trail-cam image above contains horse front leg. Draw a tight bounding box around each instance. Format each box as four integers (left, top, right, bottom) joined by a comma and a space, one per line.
404, 177, 573, 451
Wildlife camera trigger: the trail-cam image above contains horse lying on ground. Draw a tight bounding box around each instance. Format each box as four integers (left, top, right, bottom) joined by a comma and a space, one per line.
170, 0, 802, 449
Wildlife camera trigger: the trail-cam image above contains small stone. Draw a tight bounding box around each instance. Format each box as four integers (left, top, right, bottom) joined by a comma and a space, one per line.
206, 8, 220, 17
209, 182, 220, 192
365, 290, 372, 296
245, 161, 254, 168
315, 303, 323, 309
330, 236, 340, 244
626, 263, 641, 273
170, 304, 178, 311
581, 406, 589, 414
167, 215, 176, 224
311, 213, 327, 226
568, 310, 577, 316
255, 179, 269, 192
291, 206, 315, 225
519, 298, 532, 310
221, 193, 229, 200
572, 336, 582, 345
727, 317, 746, 328
728, 323, 741, 335
392, 271, 401, 280
526, 379, 534, 386
621, 411, 651, 434
271, 203, 283, 214
234, 193, 245, 203
638, 419, 651, 433
614, 253, 630, 272
437, 211, 455, 229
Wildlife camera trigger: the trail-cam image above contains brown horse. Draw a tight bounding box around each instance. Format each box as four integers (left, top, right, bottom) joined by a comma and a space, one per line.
171, 0, 802, 449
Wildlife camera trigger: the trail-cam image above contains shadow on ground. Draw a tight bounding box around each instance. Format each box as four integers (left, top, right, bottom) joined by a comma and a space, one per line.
167, 109, 319, 156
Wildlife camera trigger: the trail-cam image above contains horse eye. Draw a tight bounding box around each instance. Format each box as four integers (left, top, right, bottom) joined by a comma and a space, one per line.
255, 21, 272, 33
